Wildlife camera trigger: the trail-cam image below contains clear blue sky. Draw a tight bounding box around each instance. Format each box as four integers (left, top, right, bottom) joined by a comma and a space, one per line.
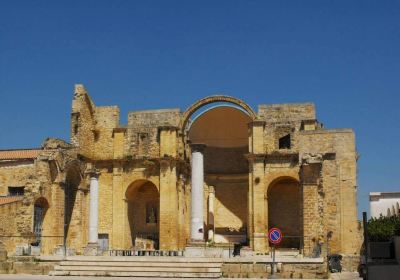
1, 1, 399, 218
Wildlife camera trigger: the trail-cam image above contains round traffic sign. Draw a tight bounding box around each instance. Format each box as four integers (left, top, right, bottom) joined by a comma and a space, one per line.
268, 228, 283, 244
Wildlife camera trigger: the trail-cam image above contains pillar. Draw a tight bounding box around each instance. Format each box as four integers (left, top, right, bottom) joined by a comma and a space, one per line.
247, 120, 268, 253
301, 162, 322, 257
88, 173, 99, 243
208, 186, 215, 242
190, 144, 206, 242
84, 169, 101, 255
159, 126, 180, 250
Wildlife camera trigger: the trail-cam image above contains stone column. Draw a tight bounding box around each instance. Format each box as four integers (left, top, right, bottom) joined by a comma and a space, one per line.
190, 144, 206, 242
84, 169, 101, 255
208, 186, 215, 242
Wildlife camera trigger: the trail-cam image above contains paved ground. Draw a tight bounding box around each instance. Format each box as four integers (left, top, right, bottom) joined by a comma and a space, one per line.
0, 272, 362, 280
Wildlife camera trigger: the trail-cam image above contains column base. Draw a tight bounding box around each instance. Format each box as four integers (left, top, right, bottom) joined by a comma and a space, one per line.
184, 239, 206, 257
251, 233, 269, 254
83, 242, 102, 256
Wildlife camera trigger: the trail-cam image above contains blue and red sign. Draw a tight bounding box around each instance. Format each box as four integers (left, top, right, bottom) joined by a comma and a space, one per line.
268, 228, 283, 244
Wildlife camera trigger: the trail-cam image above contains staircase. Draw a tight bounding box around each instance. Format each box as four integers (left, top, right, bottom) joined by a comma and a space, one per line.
49, 256, 222, 278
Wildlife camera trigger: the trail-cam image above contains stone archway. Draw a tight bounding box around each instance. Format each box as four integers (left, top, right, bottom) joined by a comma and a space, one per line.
180, 95, 257, 131
125, 180, 160, 250
187, 103, 252, 244
267, 177, 301, 249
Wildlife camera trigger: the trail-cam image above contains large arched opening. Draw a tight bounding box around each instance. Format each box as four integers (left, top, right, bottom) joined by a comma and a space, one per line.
187, 101, 253, 244
268, 177, 301, 249
125, 180, 160, 250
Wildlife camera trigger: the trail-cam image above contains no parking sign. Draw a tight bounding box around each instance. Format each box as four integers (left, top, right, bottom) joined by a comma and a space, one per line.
268, 228, 282, 277
268, 228, 283, 245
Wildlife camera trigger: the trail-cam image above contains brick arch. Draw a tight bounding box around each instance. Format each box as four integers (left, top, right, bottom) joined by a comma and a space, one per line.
180, 95, 256, 131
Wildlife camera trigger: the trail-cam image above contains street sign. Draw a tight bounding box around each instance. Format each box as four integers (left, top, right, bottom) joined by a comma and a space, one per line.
268, 228, 283, 277
268, 228, 283, 244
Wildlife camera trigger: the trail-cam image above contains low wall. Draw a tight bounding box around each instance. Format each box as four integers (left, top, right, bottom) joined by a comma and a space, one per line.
222, 260, 327, 279
222, 263, 268, 278
341, 255, 360, 272
280, 263, 327, 279
0, 256, 57, 275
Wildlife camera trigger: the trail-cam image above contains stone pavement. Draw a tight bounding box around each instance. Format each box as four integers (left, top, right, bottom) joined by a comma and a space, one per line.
0, 272, 362, 280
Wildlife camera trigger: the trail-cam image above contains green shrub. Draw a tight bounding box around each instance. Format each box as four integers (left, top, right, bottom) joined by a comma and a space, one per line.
367, 215, 400, 242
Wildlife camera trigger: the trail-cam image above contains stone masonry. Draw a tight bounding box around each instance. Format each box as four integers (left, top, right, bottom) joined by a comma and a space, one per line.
0, 84, 361, 268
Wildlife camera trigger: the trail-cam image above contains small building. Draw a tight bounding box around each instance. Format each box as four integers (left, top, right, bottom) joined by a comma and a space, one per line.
370, 192, 400, 218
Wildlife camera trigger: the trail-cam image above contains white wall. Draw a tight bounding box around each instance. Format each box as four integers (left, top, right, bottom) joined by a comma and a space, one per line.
370, 192, 400, 218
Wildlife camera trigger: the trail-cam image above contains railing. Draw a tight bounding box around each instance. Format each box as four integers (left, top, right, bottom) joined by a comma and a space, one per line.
108, 249, 184, 257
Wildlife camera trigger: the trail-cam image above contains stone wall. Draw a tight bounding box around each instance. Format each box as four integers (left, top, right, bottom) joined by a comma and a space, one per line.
213, 183, 248, 235
0, 161, 36, 196
0, 86, 361, 263
299, 129, 360, 256
126, 109, 181, 158
258, 103, 316, 122
0, 139, 86, 256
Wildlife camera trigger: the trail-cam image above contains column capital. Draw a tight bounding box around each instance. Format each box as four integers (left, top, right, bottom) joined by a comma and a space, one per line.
190, 143, 207, 153
247, 120, 266, 128
85, 167, 100, 178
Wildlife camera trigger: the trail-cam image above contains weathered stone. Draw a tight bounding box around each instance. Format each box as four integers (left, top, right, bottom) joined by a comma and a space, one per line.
0, 84, 361, 277
0, 242, 7, 261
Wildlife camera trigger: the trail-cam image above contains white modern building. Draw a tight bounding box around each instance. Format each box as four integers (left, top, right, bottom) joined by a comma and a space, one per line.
370, 192, 400, 218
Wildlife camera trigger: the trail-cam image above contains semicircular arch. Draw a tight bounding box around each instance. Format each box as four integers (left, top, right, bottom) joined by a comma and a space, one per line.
125, 179, 159, 200
181, 95, 256, 131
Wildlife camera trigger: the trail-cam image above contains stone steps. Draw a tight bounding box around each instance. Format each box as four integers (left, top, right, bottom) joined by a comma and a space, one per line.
54, 265, 221, 272
50, 270, 222, 278
49, 257, 223, 278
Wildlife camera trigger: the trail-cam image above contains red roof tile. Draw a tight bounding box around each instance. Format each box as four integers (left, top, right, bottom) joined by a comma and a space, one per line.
0, 196, 23, 205
0, 149, 42, 160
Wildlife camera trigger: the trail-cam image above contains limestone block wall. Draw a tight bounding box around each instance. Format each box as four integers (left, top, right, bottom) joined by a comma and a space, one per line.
299, 129, 360, 255
0, 200, 24, 253
126, 109, 181, 158
71, 85, 96, 158
0, 150, 73, 255
0, 161, 36, 196
259, 103, 317, 153
258, 103, 316, 122
97, 166, 114, 243
213, 183, 248, 235
93, 106, 120, 160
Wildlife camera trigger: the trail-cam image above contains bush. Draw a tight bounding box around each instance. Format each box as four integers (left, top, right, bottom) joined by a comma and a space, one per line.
368, 215, 400, 242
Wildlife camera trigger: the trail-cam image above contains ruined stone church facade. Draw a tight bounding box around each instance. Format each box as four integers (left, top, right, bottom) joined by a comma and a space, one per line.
0, 84, 360, 259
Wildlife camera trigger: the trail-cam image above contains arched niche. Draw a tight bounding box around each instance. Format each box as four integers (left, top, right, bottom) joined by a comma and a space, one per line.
125, 179, 160, 250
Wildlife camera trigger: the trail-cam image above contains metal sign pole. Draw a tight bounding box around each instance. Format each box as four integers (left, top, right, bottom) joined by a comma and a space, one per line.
268, 227, 282, 279
363, 212, 369, 280
272, 245, 276, 275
